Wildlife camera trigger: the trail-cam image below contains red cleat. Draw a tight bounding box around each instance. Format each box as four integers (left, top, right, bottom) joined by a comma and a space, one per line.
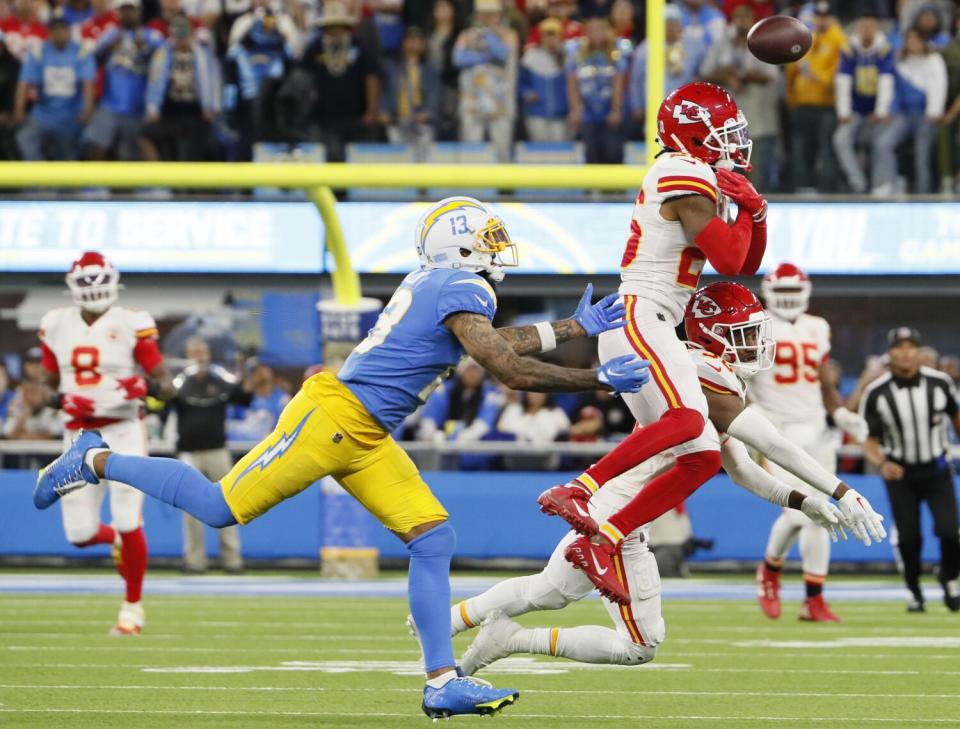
756, 563, 781, 619
564, 535, 630, 605
538, 482, 598, 536
799, 595, 841, 622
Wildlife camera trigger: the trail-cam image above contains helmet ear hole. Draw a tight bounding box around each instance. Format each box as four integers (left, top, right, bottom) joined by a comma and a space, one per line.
459, 248, 472, 258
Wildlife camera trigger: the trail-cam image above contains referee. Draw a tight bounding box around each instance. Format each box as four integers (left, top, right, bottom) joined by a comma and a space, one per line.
860, 327, 960, 613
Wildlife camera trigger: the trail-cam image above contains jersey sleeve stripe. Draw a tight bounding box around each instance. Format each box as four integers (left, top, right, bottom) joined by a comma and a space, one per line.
699, 378, 738, 397
135, 327, 159, 339
657, 177, 718, 201
623, 296, 683, 409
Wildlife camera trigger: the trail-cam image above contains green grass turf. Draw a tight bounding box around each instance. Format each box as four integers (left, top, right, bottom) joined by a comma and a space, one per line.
0, 589, 958, 728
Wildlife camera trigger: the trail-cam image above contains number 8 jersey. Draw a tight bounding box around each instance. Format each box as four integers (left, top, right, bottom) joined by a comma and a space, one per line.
619, 152, 727, 326
747, 312, 831, 424
39, 305, 162, 428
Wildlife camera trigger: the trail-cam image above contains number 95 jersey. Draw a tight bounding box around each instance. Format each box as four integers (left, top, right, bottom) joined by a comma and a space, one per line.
39, 306, 162, 425
338, 268, 497, 432
748, 313, 831, 425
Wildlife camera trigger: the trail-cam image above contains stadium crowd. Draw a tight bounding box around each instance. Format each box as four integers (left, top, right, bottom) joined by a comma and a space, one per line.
0, 0, 958, 192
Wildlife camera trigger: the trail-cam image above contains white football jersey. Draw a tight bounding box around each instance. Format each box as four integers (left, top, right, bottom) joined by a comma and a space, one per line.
748, 313, 830, 424
688, 344, 746, 403
39, 306, 159, 422
619, 153, 728, 325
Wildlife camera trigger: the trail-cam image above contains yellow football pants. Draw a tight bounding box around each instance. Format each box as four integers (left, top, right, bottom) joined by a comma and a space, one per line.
220, 372, 447, 534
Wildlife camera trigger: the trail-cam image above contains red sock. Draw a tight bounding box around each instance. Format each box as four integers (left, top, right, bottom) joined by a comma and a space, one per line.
119, 528, 148, 604
74, 523, 116, 548
585, 408, 706, 487
606, 450, 722, 538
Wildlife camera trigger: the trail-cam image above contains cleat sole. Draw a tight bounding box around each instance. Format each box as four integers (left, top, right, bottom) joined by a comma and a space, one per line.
475, 693, 519, 716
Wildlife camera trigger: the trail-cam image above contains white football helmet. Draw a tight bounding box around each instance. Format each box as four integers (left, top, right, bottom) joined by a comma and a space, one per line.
66, 251, 121, 313
415, 197, 518, 283
761, 262, 810, 322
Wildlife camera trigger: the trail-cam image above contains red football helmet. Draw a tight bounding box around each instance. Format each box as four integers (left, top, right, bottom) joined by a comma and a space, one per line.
684, 282, 774, 377
761, 262, 811, 322
657, 82, 752, 169
66, 251, 120, 313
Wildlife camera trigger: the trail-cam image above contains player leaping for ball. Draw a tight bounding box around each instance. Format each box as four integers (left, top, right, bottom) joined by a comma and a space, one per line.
38, 251, 174, 635
538, 82, 773, 600
34, 197, 651, 719
442, 284, 885, 672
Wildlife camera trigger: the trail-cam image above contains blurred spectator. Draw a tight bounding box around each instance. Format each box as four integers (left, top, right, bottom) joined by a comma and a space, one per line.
940, 25, 960, 192
519, 16, 568, 141
784, 1, 844, 192
832, 11, 894, 194
939, 355, 960, 385
700, 4, 779, 190
416, 359, 501, 443
609, 0, 637, 43
0, 362, 13, 433
722, 0, 775, 21
571, 387, 633, 440
82, 0, 165, 161
678, 0, 726, 47
372, 0, 404, 56
527, 0, 582, 47
2, 380, 61, 439
140, 14, 219, 161
147, 0, 208, 41
848, 352, 888, 412
0, 27, 20, 159
0, 0, 47, 62
63, 0, 94, 28
898, 1, 953, 31
498, 390, 570, 470
226, 361, 289, 442
382, 25, 439, 158
426, 0, 461, 140
171, 338, 248, 574
919, 344, 940, 369
453, 0, 518, 162
629, 4, 705, 131
895, 2, 951, 49
223, 0, 297, 157
79, 0, 120, 61
873, 27, 947, 194
300, 1, 381, 162
14, 13, 95, 161
567, 13, 629, 163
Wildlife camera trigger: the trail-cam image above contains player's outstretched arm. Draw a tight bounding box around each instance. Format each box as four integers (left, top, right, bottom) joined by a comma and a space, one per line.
447, 312, 648, 394
496, 284, 625, 356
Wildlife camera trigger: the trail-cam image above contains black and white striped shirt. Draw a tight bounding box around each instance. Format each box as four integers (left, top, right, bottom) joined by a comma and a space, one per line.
860, 367, 959, 467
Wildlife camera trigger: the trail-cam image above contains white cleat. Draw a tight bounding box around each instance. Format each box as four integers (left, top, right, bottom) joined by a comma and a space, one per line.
459, 610, 521, 676
110, 600, 144, 636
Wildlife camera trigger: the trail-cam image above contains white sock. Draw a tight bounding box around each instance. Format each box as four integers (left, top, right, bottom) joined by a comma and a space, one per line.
799, 520, 831, 576
425, 669, 457, 689
84, 448, 109, 475
518, 625, 651, 665
452, 574, 572, 636
766, 513, 802, 561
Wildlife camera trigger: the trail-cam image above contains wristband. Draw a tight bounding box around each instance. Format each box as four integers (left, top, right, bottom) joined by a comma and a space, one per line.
534, 322, 557, 353
752, 200, 768, 223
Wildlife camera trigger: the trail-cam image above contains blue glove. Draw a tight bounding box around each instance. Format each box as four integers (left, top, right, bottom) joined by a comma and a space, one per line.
597, 355, 650, 394
572, 284, 626, 337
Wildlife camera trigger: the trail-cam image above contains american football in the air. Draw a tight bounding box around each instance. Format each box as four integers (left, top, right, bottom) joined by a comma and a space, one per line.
747, 15, 812, 65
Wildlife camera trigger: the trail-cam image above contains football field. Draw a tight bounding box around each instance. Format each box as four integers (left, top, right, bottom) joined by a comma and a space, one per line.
0, 573, 957, 728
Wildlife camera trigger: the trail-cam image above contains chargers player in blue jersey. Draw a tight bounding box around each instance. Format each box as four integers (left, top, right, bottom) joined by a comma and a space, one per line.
34, 196, 651, 719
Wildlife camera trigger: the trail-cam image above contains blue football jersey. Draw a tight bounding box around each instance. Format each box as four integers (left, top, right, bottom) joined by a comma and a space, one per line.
339, 268, 498, 431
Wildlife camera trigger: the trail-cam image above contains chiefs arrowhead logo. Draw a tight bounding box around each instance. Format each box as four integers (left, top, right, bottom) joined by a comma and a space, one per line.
692, 296, 721, 318
672, 100, 708, 126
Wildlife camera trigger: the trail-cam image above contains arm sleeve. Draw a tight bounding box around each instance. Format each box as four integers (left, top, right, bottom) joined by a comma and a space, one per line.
835, 68, 852, 118
926, 54, 948, 117
876, 53, 894, 116
726, 406, 842, 497
694, 207, 754, 276
721, 437, 792, 508
740, 218, 766, 275
436, 274, 497, 324
40, 342, 59, 374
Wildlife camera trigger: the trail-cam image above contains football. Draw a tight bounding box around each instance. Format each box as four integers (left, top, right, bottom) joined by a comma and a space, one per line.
746, 15, 812, 65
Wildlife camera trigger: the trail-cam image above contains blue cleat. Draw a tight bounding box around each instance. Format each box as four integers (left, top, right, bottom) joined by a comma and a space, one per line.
421, 676, 519, 719
34, 430, 106, 510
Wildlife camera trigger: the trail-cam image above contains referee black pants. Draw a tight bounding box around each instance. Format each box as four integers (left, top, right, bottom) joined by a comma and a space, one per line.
884, 469, 960, 599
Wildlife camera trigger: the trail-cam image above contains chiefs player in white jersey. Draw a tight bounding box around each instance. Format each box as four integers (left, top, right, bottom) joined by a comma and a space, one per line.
38, 251, 172, 635
750, 263, 869, 622
538, 82, 771, 602
433, 284, 884, 671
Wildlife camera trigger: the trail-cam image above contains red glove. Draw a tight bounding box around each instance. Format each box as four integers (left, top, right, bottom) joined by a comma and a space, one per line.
716, 169, 767, 222
117, 376, 149, 400
61, 394, 95, 420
